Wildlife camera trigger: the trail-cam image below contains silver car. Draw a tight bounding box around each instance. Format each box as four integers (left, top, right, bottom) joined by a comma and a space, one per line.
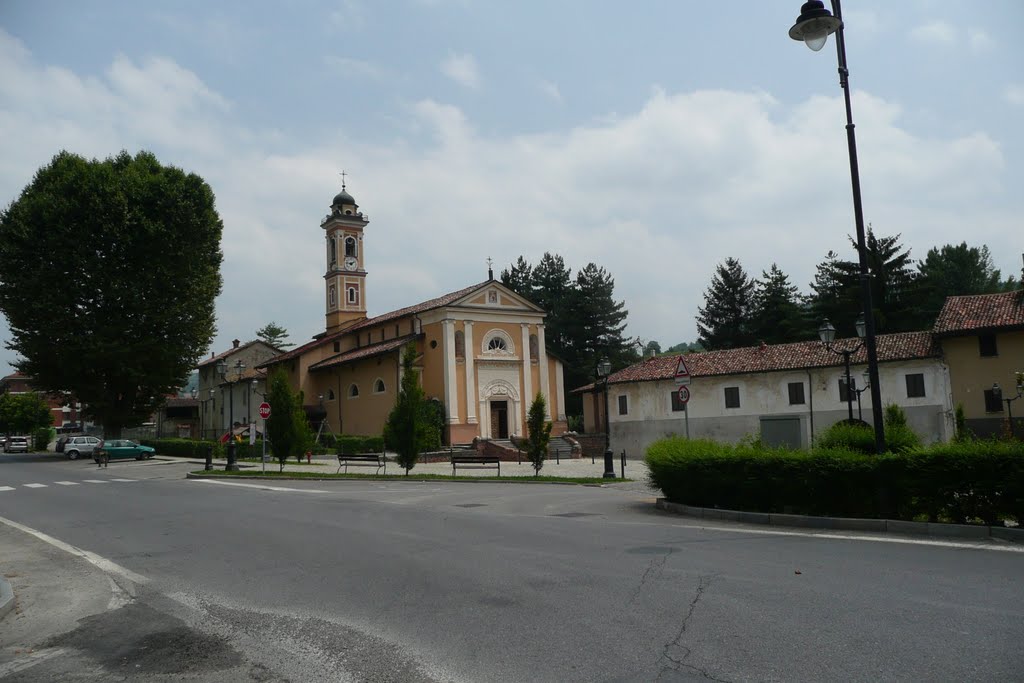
64, 435, 101, 460
4, 436, 30, 453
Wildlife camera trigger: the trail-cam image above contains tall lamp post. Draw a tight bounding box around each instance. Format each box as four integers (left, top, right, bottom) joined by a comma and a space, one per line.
216, 358, 246, 471
992, 378, 1024, 438
596, 357, 615, 479
190, 388, 198, 439
819, 317, 865, 423
790, 0, 885, 453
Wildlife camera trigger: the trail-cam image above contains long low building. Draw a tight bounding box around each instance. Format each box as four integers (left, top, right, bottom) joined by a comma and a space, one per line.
577, 332, 953, 456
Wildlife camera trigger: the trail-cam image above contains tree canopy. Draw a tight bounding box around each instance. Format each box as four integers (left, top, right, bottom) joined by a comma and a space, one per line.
696, 257, 755, 350
255, 322, 294, 349
0, 392, 52, 436
0, 150, 223, 436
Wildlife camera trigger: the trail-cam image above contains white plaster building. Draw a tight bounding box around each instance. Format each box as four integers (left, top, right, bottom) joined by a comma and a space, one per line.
579, 332, 954, 456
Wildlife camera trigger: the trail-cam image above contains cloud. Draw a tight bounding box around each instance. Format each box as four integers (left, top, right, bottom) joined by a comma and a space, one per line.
328, 0, 366, 30
540, 80, 562, 103
910, 21, 955, 45
0, 28, 1016, 373
440, 52, 480, 89
967, 28, 992, 51
1005, 84, 1024, 106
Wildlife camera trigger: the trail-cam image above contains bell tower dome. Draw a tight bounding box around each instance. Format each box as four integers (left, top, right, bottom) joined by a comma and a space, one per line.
321, 177, 369, 332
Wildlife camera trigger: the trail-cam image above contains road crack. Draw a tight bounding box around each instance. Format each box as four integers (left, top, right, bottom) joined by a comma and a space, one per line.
627, 547, 674, 605
656, 574, 730, 682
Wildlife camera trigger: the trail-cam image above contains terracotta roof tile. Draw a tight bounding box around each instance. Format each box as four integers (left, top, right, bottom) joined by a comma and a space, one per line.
574, 332, 938, 392
932, 291, 1024, 336
308, 334, 420, 371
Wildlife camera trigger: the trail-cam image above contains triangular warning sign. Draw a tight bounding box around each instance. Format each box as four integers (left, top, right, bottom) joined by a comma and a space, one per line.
674, 355, 691, 385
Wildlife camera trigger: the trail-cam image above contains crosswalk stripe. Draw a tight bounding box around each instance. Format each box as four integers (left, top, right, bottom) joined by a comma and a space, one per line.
23, 483, 47, 488
82, 480, 109, 484
110, 478, 136, 482
0, 486, 14, 492
55, 480, 80, 485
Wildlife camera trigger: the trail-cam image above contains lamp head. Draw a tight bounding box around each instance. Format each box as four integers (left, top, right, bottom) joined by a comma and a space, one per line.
855, 315, 866, 339
190, 388, 198, 399
216, 359, 227, 377
597, 357, 611, 378
818, 319, 837, 345
992, 382, 1002, 401
789, 0, 841, 51
862, 368, 870, 387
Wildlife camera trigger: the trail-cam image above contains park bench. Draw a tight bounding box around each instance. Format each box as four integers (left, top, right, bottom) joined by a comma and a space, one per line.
337, 452, 386, 475
451, 454, 501, 476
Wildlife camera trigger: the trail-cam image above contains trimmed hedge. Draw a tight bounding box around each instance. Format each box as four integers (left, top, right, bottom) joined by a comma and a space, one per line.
141, 438, 225, 459
646, 437, 1024, 524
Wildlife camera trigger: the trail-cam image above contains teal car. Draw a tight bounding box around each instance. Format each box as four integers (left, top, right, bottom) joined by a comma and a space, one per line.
94, 439, 155, 463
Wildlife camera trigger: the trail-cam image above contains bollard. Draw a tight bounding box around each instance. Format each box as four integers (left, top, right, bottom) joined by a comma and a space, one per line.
620, 449, 626, 479
226, 439, 238, 471
205, 445, 213, 471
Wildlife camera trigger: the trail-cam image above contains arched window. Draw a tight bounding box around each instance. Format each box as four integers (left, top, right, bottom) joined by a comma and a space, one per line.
329, 236, 336, 265
454, 330, 465, 359
488, 337, 507, 352
374, 378, 386, 394
345, 236, 357, 258
349, 384, 359, 398
347, 287, 357, 304
482, 330, 514, 355
326, 389, 336, 401
329, 285, 336, 307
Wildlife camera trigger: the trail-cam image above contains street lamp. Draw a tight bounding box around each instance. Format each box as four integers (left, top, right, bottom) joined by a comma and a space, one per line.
819, 317, 866, 423
190, 388, 198, 439
790, 0, 885, 453
596, 357, 615, 479
851, 368, 871, 421
992, 378, 1024, 438
216, 358, 246, 471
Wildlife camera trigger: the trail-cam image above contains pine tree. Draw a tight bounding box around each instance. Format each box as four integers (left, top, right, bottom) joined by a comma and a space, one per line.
265, 369, 312, 472
525, 392, 553, 476
500, 256, 534, 298
696, 258, 756, 350
255, 322, 294, 349
750, 264, 809, 344
915, 243, 1006, 326
383, 344, 439, 474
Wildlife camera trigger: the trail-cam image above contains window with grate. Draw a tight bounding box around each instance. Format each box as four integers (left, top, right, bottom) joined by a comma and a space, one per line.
788, 382, 805, 405
724, 387, 740, 409
617, 395, 628, 415
905, 373, 925, 398
670, 391, 687, 412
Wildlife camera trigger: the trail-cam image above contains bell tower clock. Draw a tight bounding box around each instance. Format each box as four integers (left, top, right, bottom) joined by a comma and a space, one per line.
321, 178, 368, 333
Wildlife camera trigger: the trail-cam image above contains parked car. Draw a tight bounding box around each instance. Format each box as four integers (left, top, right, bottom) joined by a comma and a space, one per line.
4, 436, 30, 453
64, 435, 102, 460
0, 436, 7, 451
94, 439, 155, 462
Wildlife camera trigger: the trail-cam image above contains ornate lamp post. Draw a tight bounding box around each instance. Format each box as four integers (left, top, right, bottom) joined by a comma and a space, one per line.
851, 368, 871, 421
992, 378, 1024, 438
216, 358, 246, 471
790, 0, 885, 453
819, 317, 865, 423
596, 357, 615, 479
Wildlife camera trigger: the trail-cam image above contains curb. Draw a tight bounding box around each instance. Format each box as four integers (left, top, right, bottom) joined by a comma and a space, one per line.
0, 576, 13, 620
655, 499, 1024, 543
185, 472, 624, 486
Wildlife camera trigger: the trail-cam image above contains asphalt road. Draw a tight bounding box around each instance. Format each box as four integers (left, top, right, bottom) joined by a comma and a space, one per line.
1, 453, 1022, 682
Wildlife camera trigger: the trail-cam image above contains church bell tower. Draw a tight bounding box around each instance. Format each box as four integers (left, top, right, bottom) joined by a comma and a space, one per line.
321, 179, 369, 332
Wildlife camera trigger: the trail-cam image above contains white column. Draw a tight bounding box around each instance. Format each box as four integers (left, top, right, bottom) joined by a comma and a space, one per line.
538, 324, 551, 420
555, 359, 566, 421
442, 319, 459, 424
521, 323, 532, 407
464, 322, 477, 424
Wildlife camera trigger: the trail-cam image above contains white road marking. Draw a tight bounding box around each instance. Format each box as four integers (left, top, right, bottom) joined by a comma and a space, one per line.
193, 479, 328, 494
110, 478, 136, 482
0, 515, 150, 585
23, 483, 46, 488
0, 648, 68, 678
82, 479, 109, 484
0, 486, 14, 492
54, 481, 79, 485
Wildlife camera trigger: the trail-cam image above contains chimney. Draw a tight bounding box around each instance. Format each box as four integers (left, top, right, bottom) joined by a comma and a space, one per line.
233, 339, 240, 349
759, 340, 767, 350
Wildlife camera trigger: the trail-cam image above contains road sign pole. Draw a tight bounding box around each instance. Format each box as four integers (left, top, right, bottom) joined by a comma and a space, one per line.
262, 419, 267, 474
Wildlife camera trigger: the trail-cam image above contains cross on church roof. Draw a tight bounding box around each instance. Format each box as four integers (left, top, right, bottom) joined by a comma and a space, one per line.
339, 170, 347, 190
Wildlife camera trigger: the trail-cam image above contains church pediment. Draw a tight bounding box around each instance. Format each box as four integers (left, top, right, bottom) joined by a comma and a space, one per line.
451, 282, 544, 313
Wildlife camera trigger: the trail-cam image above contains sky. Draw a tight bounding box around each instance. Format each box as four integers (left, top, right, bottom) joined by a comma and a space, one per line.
1, 1, 1022, 376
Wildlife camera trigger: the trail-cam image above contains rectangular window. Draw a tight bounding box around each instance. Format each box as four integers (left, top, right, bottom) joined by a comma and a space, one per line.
670, 391, 687, 412
839, 379, 852, 403
979, 333, 997, 357
333, 341, 340, 353
984, 389, 1004, 413
787, 382, 805, 405
724, 387, 740, 409
905, 373, 925, 398
617, 395, 628, 415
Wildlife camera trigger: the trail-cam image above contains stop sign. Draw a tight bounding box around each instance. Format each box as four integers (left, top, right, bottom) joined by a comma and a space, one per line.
258, 402, 271, 419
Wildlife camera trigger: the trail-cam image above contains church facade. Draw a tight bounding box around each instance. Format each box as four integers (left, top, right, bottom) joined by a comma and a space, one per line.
261, 185, 568, 444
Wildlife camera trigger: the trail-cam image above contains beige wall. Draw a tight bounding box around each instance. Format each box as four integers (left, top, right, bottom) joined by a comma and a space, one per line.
941, 330, 1024, 420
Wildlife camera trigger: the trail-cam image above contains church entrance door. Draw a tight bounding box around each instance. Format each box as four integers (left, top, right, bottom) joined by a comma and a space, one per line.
490, 400, 509, 439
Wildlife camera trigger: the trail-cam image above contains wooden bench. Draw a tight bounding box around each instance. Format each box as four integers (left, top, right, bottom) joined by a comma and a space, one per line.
337, 452, 386, 475
451, 454, 501, 476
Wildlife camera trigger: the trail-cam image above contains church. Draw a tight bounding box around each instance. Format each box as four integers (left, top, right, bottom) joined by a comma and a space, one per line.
261, 183, 568, 444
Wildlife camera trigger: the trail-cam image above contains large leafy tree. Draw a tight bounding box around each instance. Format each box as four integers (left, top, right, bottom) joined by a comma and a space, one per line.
750, 264, 809, 344
383, 344, 439, 474
255, 322, 293, 349
696, 257, 756, 350
0, 150, 223, 437
915, 243, 1007, 325
0, 392, 52, 436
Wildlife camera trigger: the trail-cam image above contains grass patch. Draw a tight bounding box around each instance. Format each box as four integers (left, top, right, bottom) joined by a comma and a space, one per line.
190, 469, 631, 485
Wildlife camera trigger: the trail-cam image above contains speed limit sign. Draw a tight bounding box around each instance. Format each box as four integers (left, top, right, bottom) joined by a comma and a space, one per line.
677, 385, 690, 404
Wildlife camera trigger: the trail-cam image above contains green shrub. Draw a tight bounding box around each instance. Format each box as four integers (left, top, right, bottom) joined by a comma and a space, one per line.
884, 403, 908, 428
953, 403, 973, 442
33, 427, 54, 451
645, 436, 1024, 524
816, 421, 875, 454
335, 435, 385, 454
